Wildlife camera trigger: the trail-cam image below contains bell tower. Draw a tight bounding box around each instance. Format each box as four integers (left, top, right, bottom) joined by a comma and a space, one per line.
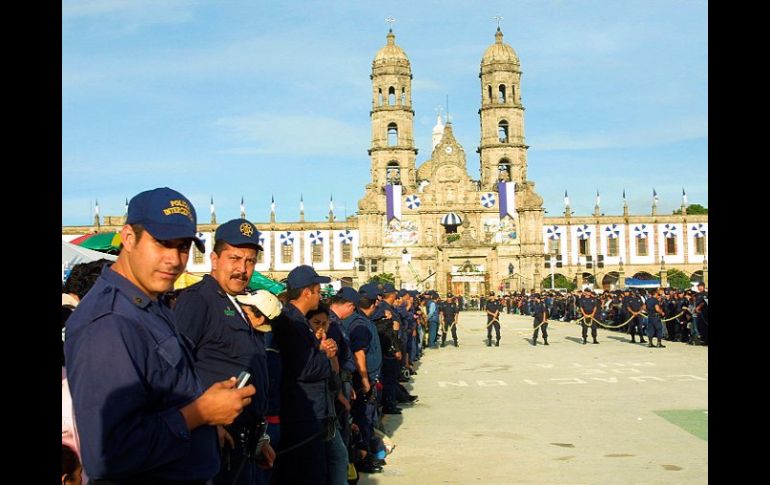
368, 29, 417, 191
478, 27, 527, 190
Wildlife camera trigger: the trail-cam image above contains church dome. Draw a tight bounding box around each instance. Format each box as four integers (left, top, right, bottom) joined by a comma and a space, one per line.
481, 28, 519, 66
373, 30, 410, 65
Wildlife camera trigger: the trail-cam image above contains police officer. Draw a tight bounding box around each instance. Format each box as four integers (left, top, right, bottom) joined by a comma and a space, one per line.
624, 289, 647, 344
645, 288, 666, 348
64, 187, 255, 483
271, 265, 338, 484
441, 293, 460, 347
694, 282, 708, 345
531, 293, 549, 346
371, 283, 403, 414
426, 291, 440, 348
174, 218, 275, 485
485, 292, 502, 347
578, 288, 599, 344
344, 283, 385, 473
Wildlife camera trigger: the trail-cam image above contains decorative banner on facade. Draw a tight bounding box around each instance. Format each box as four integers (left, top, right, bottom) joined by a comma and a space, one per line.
405, 194, 421, 209
633, 224, 648, 239
258, 233, 266, 247
604, 224, 620, 239
691, 224, 707, 238
546, 225, 561, 240
338, 230, 354, 243
279, 231, 294, 246
497, 182, 515, 219
309, 230, 324, 245
576, 224, 591, 240
480, 192, 496, 208
386, 184, 402, 221
384, 219, 418, 246
663, 224, 678, 238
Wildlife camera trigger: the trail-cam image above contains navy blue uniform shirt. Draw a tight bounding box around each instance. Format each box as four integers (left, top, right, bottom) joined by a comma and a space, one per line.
173, 274, 268, 424
442, 301, 459, 323
486, 300, 501, 319
532, 301, 547, 323
579, 296, 597, 314
626, 295, 642, 312
646, 296, 662, 318
328, 310, 355, 374
271, 302, 334, 424
64, 266, 219, 481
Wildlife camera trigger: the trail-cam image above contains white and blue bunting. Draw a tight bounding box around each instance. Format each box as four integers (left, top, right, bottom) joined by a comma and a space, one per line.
481, 193, 496, 208
604, 224, 620, 239
280, 231, 294, 246
338, 230, 354, 243
405, 194, 421, 210
576, 224, 591, 240
633, 225, 648, 239
546, 225, 561, 240
663, 224, 678, 238
309, 231, 324, 245
691, 224, 707, 238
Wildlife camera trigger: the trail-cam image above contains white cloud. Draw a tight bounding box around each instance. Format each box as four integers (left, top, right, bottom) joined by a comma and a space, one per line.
213, 113, 369, 158
532, 116, 707, 151
62, 0, 196, 32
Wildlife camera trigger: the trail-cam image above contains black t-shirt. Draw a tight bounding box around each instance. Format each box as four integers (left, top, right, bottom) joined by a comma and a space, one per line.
486, 300, 501, 319
645, 297, 661, 318
532, 301, 547, 323
578, 296, 597, 313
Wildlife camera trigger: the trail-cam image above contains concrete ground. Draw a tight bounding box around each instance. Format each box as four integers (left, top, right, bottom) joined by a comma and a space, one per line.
359, 311, 708, 485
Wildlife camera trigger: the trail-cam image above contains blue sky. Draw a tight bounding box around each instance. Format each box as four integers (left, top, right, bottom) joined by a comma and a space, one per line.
62, 0, 707, 226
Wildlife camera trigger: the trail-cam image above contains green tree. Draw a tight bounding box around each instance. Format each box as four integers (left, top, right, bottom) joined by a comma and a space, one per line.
666, 268, 691, 290
673, 203, 707, 215
541, 274, 576, 291
367, 273, 395, 285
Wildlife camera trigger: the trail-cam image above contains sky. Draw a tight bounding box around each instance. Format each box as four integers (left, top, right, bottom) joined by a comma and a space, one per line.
62, 0, 707, 226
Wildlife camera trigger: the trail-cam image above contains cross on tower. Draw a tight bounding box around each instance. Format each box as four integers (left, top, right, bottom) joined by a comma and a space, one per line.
385, 16, 395, 31
493, 15, 504, 29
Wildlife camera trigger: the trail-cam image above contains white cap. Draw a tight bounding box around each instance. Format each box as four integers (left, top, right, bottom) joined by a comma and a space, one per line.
236, 290, 282, 320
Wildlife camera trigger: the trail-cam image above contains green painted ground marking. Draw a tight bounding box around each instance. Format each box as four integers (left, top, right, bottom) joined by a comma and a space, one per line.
654, 409, 708, 441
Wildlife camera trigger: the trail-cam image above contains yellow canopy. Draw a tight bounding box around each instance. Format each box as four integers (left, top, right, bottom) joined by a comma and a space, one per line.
174, 272, 204, 290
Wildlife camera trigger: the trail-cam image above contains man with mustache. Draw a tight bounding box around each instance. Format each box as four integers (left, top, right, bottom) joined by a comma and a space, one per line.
65, 188, 255, 484
174, 218, 275, 485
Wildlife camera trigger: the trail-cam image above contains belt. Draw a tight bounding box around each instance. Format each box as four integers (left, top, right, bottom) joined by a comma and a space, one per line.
341, 370, 353, 382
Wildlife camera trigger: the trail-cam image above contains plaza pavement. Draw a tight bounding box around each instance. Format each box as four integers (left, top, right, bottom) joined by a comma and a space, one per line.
359, 311, 708, 485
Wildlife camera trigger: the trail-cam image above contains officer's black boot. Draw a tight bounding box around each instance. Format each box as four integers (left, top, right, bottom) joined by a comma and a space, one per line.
593, 337, 599, 344
630, 335, 636, 343
440, 335, 446, 348
582, 337, 587, 345
531, 335, 537, 346
454, 340, 458, 347
486, 338, 492, 347
657, 338, 665, 348
544, 337, 549, 346
495, 338, 500, 347
647, 338, 654, 348
639, 336, 647, 344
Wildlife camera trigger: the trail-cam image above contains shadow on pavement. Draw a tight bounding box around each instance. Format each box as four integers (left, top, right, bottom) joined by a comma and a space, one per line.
564, 336, 586, 345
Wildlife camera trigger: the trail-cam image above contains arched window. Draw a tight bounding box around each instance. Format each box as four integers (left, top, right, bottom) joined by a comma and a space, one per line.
388, 86, 396, 106
497, 159, 511, 181
387, 123, 398, 146
498, 84, 506, 103
378, 88, 383, 106
487, 85, 492, 102
386, 160, 401, 184
401, 87, 406, 105
498, 120, 509, 143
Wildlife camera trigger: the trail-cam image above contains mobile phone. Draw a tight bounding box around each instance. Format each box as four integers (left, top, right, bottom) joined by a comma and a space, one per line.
235, 371, 251, 389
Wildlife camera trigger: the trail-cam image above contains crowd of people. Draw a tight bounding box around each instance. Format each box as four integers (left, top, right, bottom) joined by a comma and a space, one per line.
61, 186, 708, 485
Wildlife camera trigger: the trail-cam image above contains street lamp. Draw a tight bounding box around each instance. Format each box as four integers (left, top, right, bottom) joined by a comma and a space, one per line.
550, 246, 558, 289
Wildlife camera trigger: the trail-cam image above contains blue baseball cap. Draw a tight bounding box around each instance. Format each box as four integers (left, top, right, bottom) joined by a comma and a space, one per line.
215, 218, 263, 251
336, 287, 360, 305
397, 289, 409, 298
381, 283, 397, 294
126, 187, 205, 253
286, 265, 331, 290
358, 283, 383, 299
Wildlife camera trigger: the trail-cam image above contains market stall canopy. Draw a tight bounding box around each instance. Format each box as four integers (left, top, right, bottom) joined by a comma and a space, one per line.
70, 232, 122, 254
248, 271, 286, 295
62, 240, 117, 267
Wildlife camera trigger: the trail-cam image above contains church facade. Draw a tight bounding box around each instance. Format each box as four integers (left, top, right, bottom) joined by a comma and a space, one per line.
62, 29, 708, 293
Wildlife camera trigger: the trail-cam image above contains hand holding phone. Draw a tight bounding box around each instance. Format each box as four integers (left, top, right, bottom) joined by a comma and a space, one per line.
235, 371, 251, 389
